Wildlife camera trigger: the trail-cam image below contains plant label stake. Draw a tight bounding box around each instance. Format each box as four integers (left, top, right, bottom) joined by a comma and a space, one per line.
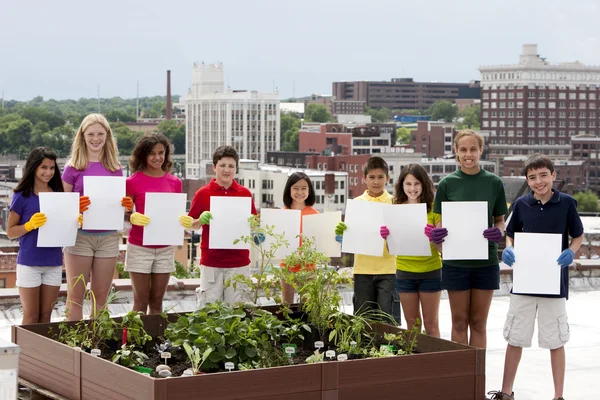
314, 341, 324, 350
325, 350, 336, 360
225, 362, 234, 372
337, 354, 348, 361
283, 343, 296, 357
161, 351, 171, 365
90, 349, 101, 357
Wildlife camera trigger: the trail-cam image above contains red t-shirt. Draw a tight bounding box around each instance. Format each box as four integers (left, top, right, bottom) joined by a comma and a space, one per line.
188, 179, 257, 268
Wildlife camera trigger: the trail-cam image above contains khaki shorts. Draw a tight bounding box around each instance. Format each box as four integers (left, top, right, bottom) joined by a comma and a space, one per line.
64, 231, 120, 258
196, 265, 251, 309
503, 294, 570, 350
125, 243, 175, 274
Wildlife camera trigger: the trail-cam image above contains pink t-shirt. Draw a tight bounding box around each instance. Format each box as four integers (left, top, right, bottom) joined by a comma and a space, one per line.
62, 162, 123, 196
126, 171, 183, 248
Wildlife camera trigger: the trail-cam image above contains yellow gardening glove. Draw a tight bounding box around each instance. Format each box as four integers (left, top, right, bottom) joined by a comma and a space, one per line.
78, 214, 83, 229
180, 215, 193, 229
199, 211, 213, 226
24, 212, 46, 232
130, 212, 150, 227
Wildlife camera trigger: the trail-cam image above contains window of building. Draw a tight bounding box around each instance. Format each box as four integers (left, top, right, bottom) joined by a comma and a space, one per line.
341, 195, 345, 204
334, 195, 339, 204
316, 181, 321, 190
340, 180, 344, 189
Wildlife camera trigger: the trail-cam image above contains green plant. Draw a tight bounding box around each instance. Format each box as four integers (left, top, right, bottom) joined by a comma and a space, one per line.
121, 311, 152, 347
112, 344, 149, 368
116, 262, 129, 279
328, 310, 376, 354
171, 260, 201, 279
183, 342, 210, 374
305, 350, 324, 364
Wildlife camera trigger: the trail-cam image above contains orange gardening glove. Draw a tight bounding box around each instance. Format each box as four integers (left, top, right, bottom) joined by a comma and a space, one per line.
121, 197, 133, 211
79, 196, 91, 213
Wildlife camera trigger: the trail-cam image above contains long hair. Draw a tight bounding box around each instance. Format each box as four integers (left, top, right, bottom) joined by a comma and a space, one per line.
66, 113, 120, 171
14, 147, 64, 197
283, 172, 316, 208
393, 164, 434, 212
129, 133, 173, 173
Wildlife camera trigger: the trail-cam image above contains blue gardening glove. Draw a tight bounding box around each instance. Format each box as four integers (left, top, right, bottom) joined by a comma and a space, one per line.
335, 234, 343, 244
502, 246, 515, 267
430, 228, 448, 244
557, 249, 574, 268
253, 232, 266, 245
483, 227, 503, 243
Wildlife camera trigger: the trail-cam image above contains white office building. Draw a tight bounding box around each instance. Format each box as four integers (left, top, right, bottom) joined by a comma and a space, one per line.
184, 63, 280, 178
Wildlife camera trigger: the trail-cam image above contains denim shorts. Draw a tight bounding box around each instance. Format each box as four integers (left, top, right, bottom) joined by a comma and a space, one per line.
396, 278, 442, 293
441, 264, 500, 291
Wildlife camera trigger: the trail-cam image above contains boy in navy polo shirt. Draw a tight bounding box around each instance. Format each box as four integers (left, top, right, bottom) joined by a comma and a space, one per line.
488, 154, 583, 400
188, 145, 258, 309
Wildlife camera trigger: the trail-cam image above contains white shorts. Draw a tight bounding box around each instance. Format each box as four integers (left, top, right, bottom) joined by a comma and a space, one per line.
196, 265, 251, 309
503, 294, 570, 350
16, 264, 63, 288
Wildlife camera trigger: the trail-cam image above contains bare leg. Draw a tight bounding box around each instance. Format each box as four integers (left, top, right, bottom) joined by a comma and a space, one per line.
447, 289, 471, 344
19, 287, 41, 324
419, 291, 441, 338
399, 292, 421, 331
550, 346, 566, 399
469, 289, 494, 348
130, 272, 151, 314
148, 273, 171, 315
65, 253, 93, 321
39, 284, 60, 323
89, 257, 117, 316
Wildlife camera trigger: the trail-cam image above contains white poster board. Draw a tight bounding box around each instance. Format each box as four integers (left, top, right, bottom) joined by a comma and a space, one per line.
209, 197, 252, 250
341, 199, 385, 257
82, 176, 126, 230
384, 203, 431, 256
512, 232, 562, 295
260, 208, 301, 259
303, 211, 342, 257
38, 192, 79, 247
143, 193, 187, 246
442, 201, 489, 260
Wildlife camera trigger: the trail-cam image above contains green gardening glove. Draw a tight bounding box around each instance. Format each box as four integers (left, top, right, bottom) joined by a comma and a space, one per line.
335, 221, 347, 236
199, 211, 213, 226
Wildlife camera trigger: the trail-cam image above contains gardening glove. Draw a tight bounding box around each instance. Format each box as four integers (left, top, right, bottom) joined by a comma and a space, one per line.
502, 246, 515, 267
121, 196, 133, 211
483, 227, 503, 243
253, 232, 266, 245
199, 211, 213, 226
380, 226, 390, 239
79, 196, 91, 213
424, 224, 435, 240
430, 227, 448, 244
130, 212, 150, 226
335, 234, 343, 244
78, 214, 83, 229
557, 248, 574, 268
180, 215, 193, 229
24, 212, 46, 232
335, 221, 347, 236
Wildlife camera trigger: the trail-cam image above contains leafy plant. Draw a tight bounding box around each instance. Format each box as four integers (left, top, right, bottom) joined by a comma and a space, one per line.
305, 350, 324, 364
183, 342, 210, 374
121, 311, 152, 347
171, 261, 201, 279
112, 344, 149, 368
116, 262, 129, 279
328, 310, 376, 354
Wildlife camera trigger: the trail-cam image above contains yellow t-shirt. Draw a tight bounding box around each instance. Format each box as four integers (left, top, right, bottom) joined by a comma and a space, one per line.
352, 190, 396, 275
395, 208, 442, 273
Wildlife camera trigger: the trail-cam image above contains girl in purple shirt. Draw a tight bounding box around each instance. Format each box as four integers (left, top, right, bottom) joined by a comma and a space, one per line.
7, 147, 64, 324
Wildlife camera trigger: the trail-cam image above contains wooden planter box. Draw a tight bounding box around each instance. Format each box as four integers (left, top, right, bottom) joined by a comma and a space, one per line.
12, 314, 485, 400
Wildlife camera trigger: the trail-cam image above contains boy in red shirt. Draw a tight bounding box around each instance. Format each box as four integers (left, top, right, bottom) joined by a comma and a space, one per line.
188, 146, 258, 308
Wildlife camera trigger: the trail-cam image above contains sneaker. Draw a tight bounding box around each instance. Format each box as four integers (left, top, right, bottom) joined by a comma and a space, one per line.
553, 398, 565, 400
487, 391, 514, 400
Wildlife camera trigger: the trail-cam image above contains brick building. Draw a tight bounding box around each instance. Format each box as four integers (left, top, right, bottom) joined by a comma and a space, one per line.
298, 123, 352, 155
571, 135, 598, 191
502, 156, 586, 193
410, 121, 457, 158
332, 78, 480, 110
480, 44, 600, 166
331, 100, 366, 115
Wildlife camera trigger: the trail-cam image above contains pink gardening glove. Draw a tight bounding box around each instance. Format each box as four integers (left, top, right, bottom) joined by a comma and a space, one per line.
380, 226, 390, 239
424, 224, 435, 240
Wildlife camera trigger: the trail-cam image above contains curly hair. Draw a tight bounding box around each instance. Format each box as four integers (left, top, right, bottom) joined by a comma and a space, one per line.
129, 133, 173, 173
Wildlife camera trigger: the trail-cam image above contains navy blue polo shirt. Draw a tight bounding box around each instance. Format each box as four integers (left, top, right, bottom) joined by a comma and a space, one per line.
506, 189, 584, 299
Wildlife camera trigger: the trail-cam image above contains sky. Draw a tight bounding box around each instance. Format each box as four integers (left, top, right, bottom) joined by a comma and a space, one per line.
1, 0, 599, 102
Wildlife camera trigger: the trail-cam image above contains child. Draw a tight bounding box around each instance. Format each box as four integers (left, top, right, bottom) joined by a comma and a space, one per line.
7, 147, 64, 324
124, 134, 192, 315
62, 114, 132, 321
280, 172, 319, 304
188, 145, 258, 309
392, 164, 442, 337
431, 129, 507, 348
487, 154, 583, 400
335, 156, 397, 317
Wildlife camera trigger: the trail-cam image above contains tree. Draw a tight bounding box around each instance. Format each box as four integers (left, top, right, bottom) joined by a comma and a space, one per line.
304, 104, 333, 123
427, 100, 457, 122
574, 190, 599, 212
280, 112, 301, 151
396, 127, 411, 145
106, 110, 136, 123
365, 107, 392, 122
456, 105, 481, 129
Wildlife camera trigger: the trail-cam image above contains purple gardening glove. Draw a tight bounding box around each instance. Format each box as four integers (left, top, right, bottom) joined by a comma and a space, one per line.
483, 227, 503, 243
424, 224, 435, 240
430, 228, 448, 244
380, 226, 390, 239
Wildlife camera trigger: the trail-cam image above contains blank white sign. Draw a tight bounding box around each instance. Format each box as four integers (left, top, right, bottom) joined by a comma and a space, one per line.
209, 197, 252, 250
512, 232, 562, 295
260, 208, 301, 259
38, 192, 79, 247
341, 199, 386, 257
82, 176, 126, 230
384, 203, 431, 256
143, 193, 187, 246
442, 201, 489, 260
303, 211, 342, 257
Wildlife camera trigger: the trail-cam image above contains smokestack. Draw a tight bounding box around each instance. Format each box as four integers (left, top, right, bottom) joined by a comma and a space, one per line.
166, 70, 172, 120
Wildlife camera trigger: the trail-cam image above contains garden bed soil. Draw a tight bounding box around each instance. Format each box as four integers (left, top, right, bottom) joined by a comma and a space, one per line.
12, 312, 485, 400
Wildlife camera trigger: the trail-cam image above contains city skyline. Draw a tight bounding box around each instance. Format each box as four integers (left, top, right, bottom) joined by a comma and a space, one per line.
2, 0, 599, 102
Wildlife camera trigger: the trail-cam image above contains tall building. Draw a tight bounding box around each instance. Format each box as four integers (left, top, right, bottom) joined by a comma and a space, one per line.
184, 63, 280, 178
332, 78, 480, 110
480, 44, 600, 164
410, 121, 456, 158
